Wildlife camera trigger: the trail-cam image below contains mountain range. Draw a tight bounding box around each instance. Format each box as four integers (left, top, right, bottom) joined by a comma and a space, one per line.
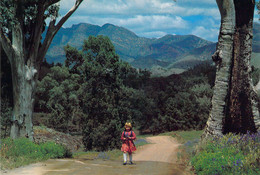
46, 22, 260, 76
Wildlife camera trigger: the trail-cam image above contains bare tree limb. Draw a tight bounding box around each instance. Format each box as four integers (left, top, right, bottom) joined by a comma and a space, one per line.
38, 0, 83, 63
55, 0, 83, 29
28, 2, 45, 65
0, 23, 15, 63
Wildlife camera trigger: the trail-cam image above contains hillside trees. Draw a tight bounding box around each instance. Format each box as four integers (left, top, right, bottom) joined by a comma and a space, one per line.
36, 35, 216, 145
0, 0, 83, 140
79, 36, 126, 150
36, 36, 153, 150
203, 0, 260, 139
144, 63, 215, 134
79, 36, 155, 150
36, 66, 83, 132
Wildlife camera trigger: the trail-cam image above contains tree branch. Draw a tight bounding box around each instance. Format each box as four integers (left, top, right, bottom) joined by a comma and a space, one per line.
55, 0, 83, 29
38, 0, 83, 63
44, 0, 60, 10
28, 2, 45, 64
0, 23, 15, 63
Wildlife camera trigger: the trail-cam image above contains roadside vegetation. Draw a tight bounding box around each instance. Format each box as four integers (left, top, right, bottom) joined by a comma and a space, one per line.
0, 137, 71, 170
192, 132, 260, 175
159, 130, 260, 175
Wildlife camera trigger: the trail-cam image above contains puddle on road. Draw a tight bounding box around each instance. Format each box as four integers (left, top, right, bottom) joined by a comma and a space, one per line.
39, 159, 185, 175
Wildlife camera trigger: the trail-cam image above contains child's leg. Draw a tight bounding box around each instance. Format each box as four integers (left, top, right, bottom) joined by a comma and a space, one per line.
129, 153, 133, 162
123, 151, 127, 163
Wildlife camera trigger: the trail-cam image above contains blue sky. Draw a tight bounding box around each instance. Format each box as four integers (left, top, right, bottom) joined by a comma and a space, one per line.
58, 0, 260, 42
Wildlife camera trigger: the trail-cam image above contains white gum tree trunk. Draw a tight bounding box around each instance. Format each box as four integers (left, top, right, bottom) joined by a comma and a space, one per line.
203, 0, 260, 139
8, 23, 37, 140
10, 61, 37, 140
0, 0, 83, 140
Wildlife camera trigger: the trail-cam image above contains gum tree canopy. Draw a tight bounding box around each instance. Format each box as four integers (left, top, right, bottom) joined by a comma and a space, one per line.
0, 0, 83, 140
203, 0, 260, 139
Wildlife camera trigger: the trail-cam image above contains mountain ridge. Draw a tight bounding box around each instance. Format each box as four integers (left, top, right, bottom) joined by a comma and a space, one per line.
46, 22, 260, 75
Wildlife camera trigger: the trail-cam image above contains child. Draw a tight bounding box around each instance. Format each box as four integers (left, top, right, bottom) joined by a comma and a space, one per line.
121, 122, 136, 165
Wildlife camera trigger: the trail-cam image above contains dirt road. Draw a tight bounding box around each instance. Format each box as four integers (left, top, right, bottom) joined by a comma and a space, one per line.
135, 136, 181, 163
4, 136, 189, 175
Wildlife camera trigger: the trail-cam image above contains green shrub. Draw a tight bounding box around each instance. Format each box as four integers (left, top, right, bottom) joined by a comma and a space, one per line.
191, 132, 260, 175
0, 99, 12, 138
40, 141, 70, 158
0, 137, 71, 169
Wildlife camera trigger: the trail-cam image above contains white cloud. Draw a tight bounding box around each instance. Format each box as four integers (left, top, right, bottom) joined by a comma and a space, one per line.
180, 0, 216, 5
57, 0, 220, 41
63, 15, 189, 35
140, 31, 168, 38
59, 0, 176, 15
117, 15, 188, 30
192, 26, 219, 41
59, 0, 219, 17
254, 8, 260, 23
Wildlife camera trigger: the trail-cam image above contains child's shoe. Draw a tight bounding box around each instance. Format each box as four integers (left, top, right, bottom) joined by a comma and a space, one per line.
123, 161, 127, 165
129, 161, 134, 165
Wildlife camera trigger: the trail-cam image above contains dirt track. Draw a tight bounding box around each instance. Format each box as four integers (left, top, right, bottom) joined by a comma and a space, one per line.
4, 136, 188, 175
135, 136, 181, 163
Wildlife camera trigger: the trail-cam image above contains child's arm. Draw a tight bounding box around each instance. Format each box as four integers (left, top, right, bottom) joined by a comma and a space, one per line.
121, 132, 126, 141
130, 131, 136, 140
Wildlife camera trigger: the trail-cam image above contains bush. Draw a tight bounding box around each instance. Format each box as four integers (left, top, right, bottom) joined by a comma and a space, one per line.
191, 132, 260, 175
0, 137, 71, 169
0, 99, 12, 138
140, 62, 215, 134
35, 66, 84, 133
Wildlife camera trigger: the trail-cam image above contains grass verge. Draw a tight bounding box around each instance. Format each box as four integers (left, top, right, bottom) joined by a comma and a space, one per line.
192, 132, 260, 175
0, 137, 71, 170
165, 130, 260, 175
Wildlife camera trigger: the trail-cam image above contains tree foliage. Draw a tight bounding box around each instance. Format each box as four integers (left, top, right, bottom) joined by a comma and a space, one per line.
0, 0, 60, 58
37, 66, 83, 132
35, 35, 216, 150
36, 36, 151, 150
141, 63, 215, 134
78, 36, 154, 150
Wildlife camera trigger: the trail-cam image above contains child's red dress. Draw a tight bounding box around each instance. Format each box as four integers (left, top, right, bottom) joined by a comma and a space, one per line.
121, 130, 136, 153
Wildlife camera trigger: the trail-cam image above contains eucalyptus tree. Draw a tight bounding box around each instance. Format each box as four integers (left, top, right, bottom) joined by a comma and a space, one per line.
0, 0, 83, 140
203, 0, 260, 139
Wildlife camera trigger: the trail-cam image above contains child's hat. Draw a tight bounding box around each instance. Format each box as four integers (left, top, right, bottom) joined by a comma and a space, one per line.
125, 122, 132, 128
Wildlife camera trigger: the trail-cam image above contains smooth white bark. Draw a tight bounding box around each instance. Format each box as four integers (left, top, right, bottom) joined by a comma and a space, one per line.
203, 0, 236, 138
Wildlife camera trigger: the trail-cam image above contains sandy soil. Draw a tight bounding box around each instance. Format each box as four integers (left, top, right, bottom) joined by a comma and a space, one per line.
134, 136, 181, 163
3, 136, 189, 175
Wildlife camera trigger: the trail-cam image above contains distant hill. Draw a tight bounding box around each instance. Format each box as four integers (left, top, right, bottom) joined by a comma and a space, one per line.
46, 23, 153, 63
46, 22, 260, 76
46, 23, 213, 64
